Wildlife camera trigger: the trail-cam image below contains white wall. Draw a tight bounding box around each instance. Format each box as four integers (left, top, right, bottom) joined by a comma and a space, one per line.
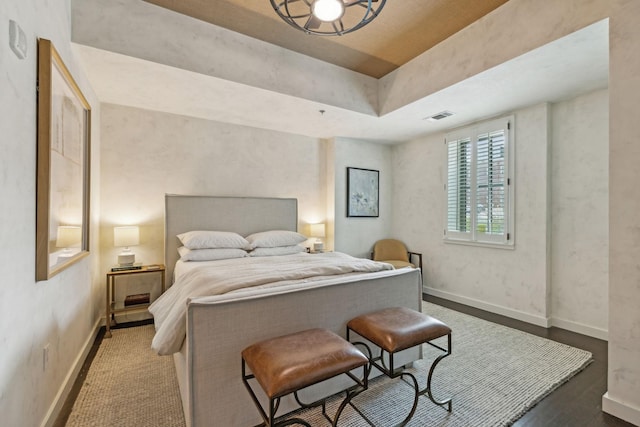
605, 1, 640, 424
392, 91, 610, 339
100, 108, 406, 287
0, 1, 102, 426
550, 89, 609, 338
99, 104, 329, 278
392, 104, 553, 326
331, 138, 393, 259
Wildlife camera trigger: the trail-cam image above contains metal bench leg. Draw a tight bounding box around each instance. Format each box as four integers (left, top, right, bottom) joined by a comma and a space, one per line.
418, 332, 452, 412
243, 356, 369, 427
347, 328, 453, 426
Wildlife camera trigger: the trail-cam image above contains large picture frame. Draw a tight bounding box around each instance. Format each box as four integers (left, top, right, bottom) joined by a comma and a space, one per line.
36, 39, 91, 281
347, 167, 379, 217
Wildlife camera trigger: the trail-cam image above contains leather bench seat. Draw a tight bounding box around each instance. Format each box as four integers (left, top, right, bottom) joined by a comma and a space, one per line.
347, 306, 451, 353
242, 328, 369, 426
242, 328, 368, 399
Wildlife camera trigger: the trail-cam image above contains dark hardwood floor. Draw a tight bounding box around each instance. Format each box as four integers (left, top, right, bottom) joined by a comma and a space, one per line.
56, 300, 633, 426
425, 295, 633, 427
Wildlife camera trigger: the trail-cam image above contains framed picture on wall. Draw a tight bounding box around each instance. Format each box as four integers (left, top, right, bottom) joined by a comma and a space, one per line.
36, 38, 91, 281
347, 167, 379, 217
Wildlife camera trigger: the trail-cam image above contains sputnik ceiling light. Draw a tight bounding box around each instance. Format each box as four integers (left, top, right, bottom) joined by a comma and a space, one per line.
270, 0, 387, 36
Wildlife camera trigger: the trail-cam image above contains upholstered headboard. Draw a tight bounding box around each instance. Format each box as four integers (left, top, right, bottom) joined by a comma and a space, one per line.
164, 195, 298, 289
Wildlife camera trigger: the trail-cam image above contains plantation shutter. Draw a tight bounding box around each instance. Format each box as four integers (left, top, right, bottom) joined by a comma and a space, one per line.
476, 128, 508, 243
444, 116, 513, 246
446, 137, 472, 239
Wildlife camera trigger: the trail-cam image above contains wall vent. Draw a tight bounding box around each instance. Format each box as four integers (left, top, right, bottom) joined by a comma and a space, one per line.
425, 110, 454, 121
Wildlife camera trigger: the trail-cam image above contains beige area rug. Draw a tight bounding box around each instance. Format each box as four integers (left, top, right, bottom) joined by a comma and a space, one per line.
66, 302, 592, 427
65, 325, 184, 427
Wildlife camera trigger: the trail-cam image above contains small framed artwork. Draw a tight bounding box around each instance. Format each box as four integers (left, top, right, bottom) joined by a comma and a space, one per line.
347, 167, 379, 217
36, 38, 91, 281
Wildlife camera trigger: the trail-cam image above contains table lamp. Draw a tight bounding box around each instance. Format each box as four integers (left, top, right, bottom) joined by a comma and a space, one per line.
56, 226, 81, 260
310, 223, 326, 252
114, 226, 139, 266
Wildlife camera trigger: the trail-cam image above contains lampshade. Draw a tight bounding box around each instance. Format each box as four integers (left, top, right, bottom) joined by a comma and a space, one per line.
56, 226, 81, 248
310, 223, 326, 252
270, 0, 387, 36
310, 223, 326, 238
114, 226, 139, 266
114, 226, 139, 247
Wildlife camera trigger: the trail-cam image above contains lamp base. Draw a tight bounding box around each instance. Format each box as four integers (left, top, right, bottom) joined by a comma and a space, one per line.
118, 253, 135, 266
57, 251, 75, 263
313, 241, 324, 252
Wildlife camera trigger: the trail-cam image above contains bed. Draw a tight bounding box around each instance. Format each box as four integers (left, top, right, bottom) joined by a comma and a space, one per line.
155, 195, 423, 426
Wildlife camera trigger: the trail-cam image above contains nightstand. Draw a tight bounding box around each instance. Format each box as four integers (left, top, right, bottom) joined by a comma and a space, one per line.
105, 264, 165, 338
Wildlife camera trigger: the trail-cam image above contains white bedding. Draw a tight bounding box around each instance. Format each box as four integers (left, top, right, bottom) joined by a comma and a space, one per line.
149, 252, 394, 355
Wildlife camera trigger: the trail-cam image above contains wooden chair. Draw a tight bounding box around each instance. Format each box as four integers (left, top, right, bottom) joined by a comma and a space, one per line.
372, 239, 422, 270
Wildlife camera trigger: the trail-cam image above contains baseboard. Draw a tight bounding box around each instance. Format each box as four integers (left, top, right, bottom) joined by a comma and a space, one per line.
550, 316, 608, 341
40, 317, 102, 427
424, 286, 551, 327
603, 392, 640, 426
424, 286, 609, 341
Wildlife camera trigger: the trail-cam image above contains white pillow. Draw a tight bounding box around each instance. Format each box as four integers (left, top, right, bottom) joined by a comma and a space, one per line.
177, 230, 250, 250
249, 245, 307, 257
245, 230, 308, 248
178, 246, 248, 262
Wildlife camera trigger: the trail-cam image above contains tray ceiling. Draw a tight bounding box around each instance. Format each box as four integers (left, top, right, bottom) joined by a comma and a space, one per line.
144, 0, 509, 78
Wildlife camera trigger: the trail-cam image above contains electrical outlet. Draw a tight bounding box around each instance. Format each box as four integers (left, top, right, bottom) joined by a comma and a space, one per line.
43, 344, 50, 371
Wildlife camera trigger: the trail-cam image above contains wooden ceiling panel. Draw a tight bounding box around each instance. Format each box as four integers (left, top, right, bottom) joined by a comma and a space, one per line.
144, 0, 509, 78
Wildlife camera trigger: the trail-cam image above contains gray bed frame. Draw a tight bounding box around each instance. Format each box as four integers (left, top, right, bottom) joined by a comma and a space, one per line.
163, 194, 422, 426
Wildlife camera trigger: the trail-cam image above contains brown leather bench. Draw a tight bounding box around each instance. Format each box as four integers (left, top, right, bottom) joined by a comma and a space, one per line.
242, 328, 369, 427
347, 307, 452, 425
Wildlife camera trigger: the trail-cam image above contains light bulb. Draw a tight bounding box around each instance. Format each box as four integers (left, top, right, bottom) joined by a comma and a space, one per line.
312, 0, 344, 22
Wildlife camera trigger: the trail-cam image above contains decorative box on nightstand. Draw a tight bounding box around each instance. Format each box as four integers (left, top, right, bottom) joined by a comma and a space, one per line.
105, 264, 165, 338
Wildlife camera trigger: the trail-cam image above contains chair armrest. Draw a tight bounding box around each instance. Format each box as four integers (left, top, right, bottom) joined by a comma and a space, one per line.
408, 252, 423, 270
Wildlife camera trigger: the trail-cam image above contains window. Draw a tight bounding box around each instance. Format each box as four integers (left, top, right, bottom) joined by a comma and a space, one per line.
444, 116, 514, 247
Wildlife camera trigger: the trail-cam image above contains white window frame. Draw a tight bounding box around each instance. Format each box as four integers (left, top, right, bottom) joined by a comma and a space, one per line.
444, 115, 515, 248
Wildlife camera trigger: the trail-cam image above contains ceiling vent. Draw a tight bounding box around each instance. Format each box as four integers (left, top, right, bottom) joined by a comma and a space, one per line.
425, 110, 454, 121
